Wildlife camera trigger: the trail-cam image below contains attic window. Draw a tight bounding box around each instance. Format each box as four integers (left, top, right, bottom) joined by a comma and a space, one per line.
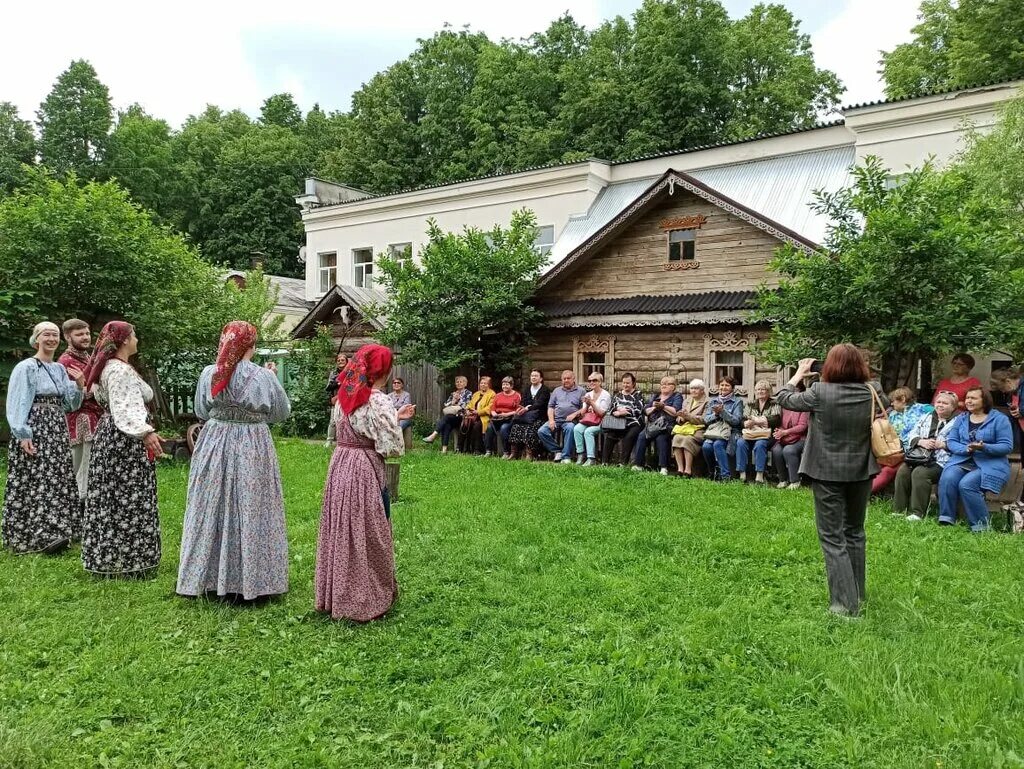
668, 229, 696, 261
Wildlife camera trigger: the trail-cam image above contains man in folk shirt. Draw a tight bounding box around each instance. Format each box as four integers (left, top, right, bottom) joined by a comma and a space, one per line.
58, 319, 105, 509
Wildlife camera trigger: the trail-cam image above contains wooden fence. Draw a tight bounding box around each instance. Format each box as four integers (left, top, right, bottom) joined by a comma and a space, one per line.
393, 362, 443, 422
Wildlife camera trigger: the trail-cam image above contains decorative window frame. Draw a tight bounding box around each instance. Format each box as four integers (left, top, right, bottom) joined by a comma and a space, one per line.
703, 331, 757, 397
573, 335, 615, 384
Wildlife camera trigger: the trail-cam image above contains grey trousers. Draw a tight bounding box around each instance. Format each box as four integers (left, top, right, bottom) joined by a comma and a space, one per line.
810, 479, 871, 615
70, 440, 92, 500
893, 463, 942, 517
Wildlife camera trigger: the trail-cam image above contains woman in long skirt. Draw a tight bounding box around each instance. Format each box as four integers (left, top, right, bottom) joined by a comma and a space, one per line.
315, 344, 413, 622
81, 322, 164, 577
176, 321, 291, 601
2, 322, 84, 554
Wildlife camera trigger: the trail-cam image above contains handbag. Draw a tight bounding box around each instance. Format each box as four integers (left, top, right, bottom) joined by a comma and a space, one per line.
459, 412, 479, 434
580, 410, 602, 427
868, 385, 904, 467
644, 416, 671, 440
904, 412, 938, 467
704, 419, 731, 441
601, 413, 627, 431
673, 422, 702, 437
742, 428, 772, 441
442, 405, 461, 416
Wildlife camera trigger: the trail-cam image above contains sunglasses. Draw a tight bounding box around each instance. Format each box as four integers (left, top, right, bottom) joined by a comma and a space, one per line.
587, 378, 601, 382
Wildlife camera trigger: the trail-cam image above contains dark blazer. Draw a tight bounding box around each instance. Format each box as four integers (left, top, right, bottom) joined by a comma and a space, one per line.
776, 382, 887, 483
515, 384, 551, 424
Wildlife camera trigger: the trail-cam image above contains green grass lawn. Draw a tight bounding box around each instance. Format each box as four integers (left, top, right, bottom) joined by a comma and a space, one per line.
2, 441, 1024, 769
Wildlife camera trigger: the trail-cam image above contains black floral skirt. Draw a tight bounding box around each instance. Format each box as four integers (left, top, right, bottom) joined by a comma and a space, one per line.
2, 397, 81, 553
508, 421, 543, 451
82, 415, 161, 575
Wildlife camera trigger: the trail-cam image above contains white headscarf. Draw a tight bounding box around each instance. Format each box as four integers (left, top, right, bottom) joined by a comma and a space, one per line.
29, 321, 60, 349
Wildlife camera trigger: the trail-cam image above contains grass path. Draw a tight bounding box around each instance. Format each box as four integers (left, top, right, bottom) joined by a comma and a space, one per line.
2, 441, 1023, 768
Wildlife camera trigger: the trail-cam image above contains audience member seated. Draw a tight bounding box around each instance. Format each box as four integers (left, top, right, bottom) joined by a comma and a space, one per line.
485, 376, 521, 457
701, 377, 745, 481
571, 372, 612, 466
507, 369, 550, 460
672, 379, 708, 477
389, 377, 415, 431
938, 386, 1013, 532
735, 380, 782, 484
423, 376, 471, 453
632, 377, 682, 476
771, 387, 809, 489
993, 367, 1024, 515
871, 387, 933, 495
538, 370, 585, 461
462, 376, 496, 454
893, 391, 958, 521
932, 353, 982, 409
601, 373, 645, 466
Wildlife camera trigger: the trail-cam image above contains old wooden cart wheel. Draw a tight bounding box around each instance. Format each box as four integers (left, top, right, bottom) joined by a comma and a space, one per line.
186, 422, 204, 455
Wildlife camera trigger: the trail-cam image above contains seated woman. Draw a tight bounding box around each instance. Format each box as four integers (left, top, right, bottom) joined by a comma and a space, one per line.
632, 377, 682, 476
701, 377, 745, 481
507, 369, 550, 460
735, 380, 781, 484
389, 377, 415, 431
932, 353, 982, 409
571, 372, 612, 466
771, 390, 809, 489
485, 376, 521, 457
672, 379, 708, 477
893, 391, 958, 521
462, 376, 496, 454
938, 386, 1014, 532
993, 367, 1024, 516
601, 373, 645, 466
422, 376, 471, 453
871, 387, 933, 495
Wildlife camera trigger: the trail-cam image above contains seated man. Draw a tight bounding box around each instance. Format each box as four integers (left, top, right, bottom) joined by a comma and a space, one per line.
893, 391, 957, 521
537, 370, 584, 461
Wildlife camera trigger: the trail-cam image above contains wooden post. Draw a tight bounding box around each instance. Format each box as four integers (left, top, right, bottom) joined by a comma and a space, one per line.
385, 462, 400, 503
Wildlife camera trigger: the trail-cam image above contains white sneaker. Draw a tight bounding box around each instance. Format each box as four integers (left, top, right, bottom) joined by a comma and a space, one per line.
576, 456, 586, 466
631, 465, 643, 472
553, 453, 562, 462
660, 468, 669, 476
484, 451, 492, 457
422, 434, 435, 443
561, 458, 573, 465
906, 514, 922, 522
787, 482, 802, 490
777, 481, 788, 489
755, 472, 765, 484
583, 459, 596, 467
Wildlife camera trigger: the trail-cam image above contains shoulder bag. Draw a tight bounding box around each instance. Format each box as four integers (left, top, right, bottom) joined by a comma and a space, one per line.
868, 385, 904, 466
904, 412, 939, 467
704, 419, 731, 441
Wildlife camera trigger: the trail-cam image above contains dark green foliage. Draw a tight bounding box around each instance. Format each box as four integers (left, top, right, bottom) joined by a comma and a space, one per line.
36, 59, 112, 179
0, 102, 35, 193
278, 326, 336, 438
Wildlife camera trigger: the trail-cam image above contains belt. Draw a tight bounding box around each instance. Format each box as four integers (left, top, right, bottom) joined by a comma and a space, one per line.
335, 440, 375, 450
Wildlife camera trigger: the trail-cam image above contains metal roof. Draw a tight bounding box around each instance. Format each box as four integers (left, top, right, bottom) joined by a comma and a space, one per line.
539, 291, 758, 318
268, 275, 311, 310
545, 145, 852, 275
841, 77, 1024, 111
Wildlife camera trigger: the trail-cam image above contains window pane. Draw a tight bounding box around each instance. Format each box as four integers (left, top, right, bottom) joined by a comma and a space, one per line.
717, 351, 743, 364
683, 240, 695, 260
669, 242, 680, 261
353, 248, 373, 265
319, 252, 337, 268
388, 243, 411, 261
534, 225, 555, 256
669, 229, 695, 243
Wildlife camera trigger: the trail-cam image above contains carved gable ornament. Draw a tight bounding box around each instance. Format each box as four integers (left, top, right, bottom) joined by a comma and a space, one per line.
659, 214, 707, 231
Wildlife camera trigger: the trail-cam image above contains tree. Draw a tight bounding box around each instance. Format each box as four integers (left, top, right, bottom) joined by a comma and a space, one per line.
103, 105, 177, 219
260, 93, 303, 130
0, 172, 274, 365
726, 4, 842, 138
373, 210, 548, 374
752, 156, 1024, 390
0, 102, 35, 194
36, 59, 113, 179
959, 92, 1024, 215
881, 0, 1024, 99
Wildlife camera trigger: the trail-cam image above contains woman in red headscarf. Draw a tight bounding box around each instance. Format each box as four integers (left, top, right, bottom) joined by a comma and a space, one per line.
176, 321, 292, 603
81, 321, 164, 577
315, 343, 413, 621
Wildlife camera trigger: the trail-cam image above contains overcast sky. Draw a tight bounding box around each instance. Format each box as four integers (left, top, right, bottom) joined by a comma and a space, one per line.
1, 0, 922, 128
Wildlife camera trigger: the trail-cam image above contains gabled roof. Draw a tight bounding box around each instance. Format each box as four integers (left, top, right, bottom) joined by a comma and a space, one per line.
539, 291, 757, 318
540, 167, 821, 288
290, 285, 388, 339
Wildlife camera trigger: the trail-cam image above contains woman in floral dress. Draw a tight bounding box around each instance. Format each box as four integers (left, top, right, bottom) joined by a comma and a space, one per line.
81, 322, 164, 577
2, 322, 84, 554
315, 344, 413, 622
176, 321, 291, 602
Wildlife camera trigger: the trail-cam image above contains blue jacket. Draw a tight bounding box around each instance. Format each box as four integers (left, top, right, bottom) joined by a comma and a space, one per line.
702, 395, 744, 429
945, 409, 1014, 492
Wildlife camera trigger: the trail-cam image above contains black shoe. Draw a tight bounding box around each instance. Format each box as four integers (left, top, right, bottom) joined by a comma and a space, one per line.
42, 537, 70, 555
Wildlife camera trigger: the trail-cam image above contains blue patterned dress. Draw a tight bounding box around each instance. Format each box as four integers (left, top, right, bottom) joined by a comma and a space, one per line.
176, 361, 291, 599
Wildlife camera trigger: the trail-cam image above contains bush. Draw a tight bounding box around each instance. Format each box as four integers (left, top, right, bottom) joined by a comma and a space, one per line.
278, 326, 335, 438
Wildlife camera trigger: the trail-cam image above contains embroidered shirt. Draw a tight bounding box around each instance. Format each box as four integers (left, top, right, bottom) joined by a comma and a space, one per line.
5, 358, 83, 441
95, 359, 154, 439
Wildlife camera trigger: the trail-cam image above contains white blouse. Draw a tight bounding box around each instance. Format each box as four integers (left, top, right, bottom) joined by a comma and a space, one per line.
96, 359, 154, 439
336, 390, 405, 458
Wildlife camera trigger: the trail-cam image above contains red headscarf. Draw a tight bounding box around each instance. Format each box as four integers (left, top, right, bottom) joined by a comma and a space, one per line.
336, 343, 394, 414
211, 321, 259, 398
83, 321, 134, 391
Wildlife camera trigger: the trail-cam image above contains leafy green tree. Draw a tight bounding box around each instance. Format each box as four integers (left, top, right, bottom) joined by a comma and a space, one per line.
959, 92, 1024, 214
36, 59, 112, 179
103, 105, 177, 219
881, 0, 1024, 99
752, 156, 1024, 390
373, 210, 547, 374
260, 93, 303, 130
0, 172, 274, 365
726, 4, 842, 138
278, 325, 335, 437
0, 102, 35, 193
302, 104, 349, 176
203, 125, 310, 276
